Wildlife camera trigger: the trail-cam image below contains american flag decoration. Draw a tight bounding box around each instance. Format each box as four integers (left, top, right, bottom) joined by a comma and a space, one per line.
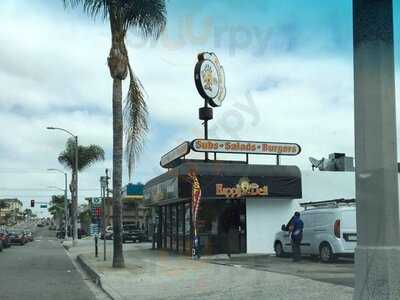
188, 170, 202, 236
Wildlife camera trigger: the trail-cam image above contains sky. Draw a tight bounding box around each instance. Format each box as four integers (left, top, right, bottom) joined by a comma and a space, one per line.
0, 0, 399, 215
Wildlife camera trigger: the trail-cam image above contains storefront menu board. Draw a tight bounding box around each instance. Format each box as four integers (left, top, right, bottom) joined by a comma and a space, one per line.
191, 139, 301, 156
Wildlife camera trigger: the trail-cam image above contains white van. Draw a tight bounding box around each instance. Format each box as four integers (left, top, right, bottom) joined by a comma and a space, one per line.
273, 199, 356, 262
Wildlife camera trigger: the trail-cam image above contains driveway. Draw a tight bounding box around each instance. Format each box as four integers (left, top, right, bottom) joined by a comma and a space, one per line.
205, 255, 354, 288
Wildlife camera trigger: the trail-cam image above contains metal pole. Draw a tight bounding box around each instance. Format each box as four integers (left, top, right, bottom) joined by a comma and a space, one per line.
353, 1, 400, 299
72, 135, 79, 246
102, 175, 106, 261
204, 99, 209, 161
64, 173, 68, 240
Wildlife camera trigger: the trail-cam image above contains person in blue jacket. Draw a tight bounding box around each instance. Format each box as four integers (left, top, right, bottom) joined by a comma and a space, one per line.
290, 212, 304, 262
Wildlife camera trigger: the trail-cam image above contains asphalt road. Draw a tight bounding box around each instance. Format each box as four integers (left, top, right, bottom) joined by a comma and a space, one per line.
208, 255, 354, 288
0, 225, 97, 300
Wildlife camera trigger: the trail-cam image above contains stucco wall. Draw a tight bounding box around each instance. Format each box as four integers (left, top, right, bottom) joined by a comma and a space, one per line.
246, 198, 299, 254
246, 171, 356, 254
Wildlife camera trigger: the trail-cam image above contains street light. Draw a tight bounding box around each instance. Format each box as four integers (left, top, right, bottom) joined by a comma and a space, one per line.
47, 169, 69, 240
47, 126, 79, 246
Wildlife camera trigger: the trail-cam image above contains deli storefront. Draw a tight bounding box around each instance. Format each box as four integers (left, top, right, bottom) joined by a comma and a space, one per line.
144, 160, 302, 255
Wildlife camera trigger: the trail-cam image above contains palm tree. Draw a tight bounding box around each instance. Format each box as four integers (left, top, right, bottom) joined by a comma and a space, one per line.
58, 138, 105, 242
62, 0, 167, 268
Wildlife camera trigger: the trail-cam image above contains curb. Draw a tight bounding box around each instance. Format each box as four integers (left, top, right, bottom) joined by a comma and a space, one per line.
76, 255, 116, 300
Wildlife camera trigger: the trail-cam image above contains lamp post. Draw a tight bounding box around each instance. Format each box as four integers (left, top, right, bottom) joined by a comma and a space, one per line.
47, 126, 79, 246
48, 169, 68, 240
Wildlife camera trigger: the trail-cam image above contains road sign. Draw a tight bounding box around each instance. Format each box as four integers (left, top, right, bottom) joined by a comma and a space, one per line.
92, 197, 102, 207
40, 204, 47, 208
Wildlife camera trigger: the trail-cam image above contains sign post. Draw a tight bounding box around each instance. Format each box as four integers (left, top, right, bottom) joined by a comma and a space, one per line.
194, 52, 226, 161
100, 176, 107, 261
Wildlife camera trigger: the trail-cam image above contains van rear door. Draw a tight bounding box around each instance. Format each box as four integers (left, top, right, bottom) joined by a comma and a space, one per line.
341, 209, 357, 250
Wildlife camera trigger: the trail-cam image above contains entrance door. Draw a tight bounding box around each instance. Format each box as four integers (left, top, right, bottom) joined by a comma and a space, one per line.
218, 199, 246, 254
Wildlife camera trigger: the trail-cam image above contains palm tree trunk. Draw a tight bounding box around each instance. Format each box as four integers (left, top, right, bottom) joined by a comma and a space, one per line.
112, 78, 125, 268
108, 3, 127, 268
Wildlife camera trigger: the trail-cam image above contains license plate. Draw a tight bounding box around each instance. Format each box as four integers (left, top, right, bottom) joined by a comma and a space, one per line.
347, 235, 357, 241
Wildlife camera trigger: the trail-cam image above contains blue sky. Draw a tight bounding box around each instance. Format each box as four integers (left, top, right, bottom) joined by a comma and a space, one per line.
0, 0, 399, 212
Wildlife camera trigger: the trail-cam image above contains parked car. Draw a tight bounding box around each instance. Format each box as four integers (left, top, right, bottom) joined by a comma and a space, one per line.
274, 199, 356, 263
8, 230, 27, 245
122, 224, 145, 243
0, 228, 10, 248
100, 226, 113, 240
23, 230, 34, 242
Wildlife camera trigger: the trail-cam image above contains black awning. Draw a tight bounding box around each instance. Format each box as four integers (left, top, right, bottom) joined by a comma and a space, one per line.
144, 160, 302, 206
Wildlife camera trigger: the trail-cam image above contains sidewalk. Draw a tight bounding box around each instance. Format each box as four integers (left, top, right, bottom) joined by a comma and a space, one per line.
65, 239, 353, 300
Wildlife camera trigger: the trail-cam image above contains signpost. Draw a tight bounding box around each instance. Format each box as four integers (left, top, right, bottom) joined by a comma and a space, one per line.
194, 52, 226, 161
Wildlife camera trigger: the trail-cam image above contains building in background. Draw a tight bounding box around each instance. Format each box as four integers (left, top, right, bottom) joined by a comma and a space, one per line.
86, 183, 148, 235
0, 198, 23, 225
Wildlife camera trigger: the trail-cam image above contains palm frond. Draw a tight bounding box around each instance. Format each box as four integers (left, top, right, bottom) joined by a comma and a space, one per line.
63, 0, 167, 38
124, 62, 148, 179
62, 0, 109, 19
122, 0, 167, 38
58, 138, 105, 172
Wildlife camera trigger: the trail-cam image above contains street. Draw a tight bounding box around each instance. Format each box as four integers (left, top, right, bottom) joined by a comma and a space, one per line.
0, 226, 99, 300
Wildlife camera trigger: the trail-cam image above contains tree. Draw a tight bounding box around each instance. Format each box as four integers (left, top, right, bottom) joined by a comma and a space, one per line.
62, 0, 167, 268
49, 195, 67, 229
58, 138, 105, 242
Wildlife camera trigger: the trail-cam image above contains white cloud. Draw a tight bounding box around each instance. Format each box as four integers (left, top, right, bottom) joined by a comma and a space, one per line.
0, 2, 398, 212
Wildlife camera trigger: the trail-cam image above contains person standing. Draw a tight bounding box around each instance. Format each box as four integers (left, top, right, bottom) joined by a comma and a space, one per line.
290, 212, 304, 262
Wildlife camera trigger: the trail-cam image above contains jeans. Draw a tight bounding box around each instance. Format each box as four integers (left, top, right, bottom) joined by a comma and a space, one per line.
292, 237, 302, 261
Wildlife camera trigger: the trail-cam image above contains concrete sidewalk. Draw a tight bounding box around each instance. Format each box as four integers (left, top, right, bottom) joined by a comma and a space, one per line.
65, 240, 353, 300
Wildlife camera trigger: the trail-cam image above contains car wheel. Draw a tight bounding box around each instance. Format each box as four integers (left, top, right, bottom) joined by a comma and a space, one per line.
319, 242, 336, 263
274, 241, 285, 257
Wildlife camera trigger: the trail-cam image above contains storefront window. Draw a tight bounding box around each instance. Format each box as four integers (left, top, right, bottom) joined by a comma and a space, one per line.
177, 203, 184, 252
184, 202, 191, 254
166, 205, 171, 249
171, 204, 177, 250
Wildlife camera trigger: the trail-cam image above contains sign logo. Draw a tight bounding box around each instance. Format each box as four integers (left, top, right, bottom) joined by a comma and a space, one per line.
216, 177, 268, 198
194, 52, 226, 107
191, 139, 301, 156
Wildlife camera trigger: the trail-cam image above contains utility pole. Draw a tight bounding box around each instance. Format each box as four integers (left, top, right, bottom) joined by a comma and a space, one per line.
73, 135, 79, 246
353, 1, 400, 299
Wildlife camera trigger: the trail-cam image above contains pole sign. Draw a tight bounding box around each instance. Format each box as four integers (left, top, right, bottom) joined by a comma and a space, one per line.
191, 139, 301, 156
160, 142, 190, 168
92, 197, 102, 207
194, 52, 226, 107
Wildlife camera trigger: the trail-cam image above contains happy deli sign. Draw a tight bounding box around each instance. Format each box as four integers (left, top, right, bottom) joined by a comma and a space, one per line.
191, 139, 301, 156
216, 177, 268, 198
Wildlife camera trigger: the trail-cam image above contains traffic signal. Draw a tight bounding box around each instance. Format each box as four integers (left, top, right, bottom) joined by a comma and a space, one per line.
30, 200, 35, 207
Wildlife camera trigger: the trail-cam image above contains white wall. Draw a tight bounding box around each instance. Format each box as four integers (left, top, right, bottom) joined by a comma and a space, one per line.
246, 171, 356, 254
246, 198, 299, 254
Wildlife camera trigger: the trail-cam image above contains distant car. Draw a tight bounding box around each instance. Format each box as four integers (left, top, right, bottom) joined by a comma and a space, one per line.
8, 230, 26, 245
37, 223, 44, 227
100, 226, 113, 240
0, 228, 10, 248
122, 225, 144, 243
23, 230, 34, 242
